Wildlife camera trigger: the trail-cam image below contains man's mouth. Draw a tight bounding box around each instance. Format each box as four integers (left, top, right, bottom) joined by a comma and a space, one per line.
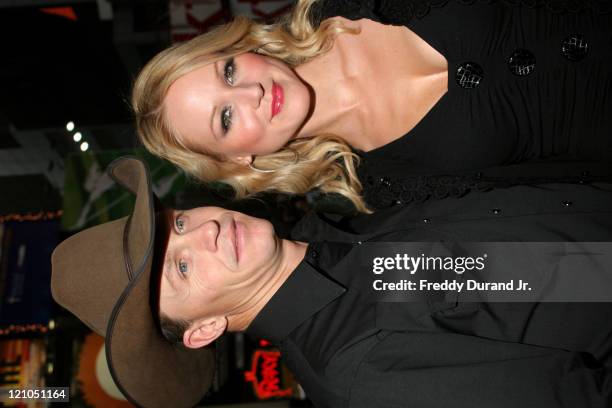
233, 217, 247, 264
230, 218, 239, 263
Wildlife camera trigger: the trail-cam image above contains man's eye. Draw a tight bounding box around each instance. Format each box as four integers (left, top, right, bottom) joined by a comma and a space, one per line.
224, 57, 235, 85
221, 106, 233, 133
175, 216, 185, 233
178, 260, 188, 275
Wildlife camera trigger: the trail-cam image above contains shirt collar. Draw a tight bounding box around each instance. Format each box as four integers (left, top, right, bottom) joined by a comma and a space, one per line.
291, 212, 364, 243
246, 246, 347, 343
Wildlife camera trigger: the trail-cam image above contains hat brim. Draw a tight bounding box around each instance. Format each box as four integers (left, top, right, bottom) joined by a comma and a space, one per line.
104, 157, 214, 408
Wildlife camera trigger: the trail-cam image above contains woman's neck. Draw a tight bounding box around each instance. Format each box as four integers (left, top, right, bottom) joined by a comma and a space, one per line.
293, 21, 371, 147
292, 17, 448, 152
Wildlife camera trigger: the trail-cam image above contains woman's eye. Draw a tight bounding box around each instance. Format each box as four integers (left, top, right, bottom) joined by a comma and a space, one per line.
175, 216, 185, 233
178, 260, 188, 275
224, 58, 235, 85
221, 106, 233, 133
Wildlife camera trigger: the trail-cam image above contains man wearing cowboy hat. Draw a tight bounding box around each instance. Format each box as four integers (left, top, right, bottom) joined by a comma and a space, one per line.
52, 157, 612, 408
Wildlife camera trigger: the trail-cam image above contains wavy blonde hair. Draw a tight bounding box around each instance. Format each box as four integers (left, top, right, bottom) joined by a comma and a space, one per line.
132, 0, 369, 212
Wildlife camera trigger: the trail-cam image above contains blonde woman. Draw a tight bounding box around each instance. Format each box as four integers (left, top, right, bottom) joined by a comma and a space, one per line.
133, 0, 612, 212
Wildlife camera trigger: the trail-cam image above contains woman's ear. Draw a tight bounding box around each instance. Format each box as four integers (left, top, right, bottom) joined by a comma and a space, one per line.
231, 155, 253, 166
182, 316, 227, 349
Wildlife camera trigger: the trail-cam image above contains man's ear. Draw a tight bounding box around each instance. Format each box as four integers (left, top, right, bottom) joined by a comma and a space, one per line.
183, 316, 227, 349
231, 155, 253, 166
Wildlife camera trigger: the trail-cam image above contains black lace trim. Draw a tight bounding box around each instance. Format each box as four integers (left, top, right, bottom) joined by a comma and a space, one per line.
361, 172, 607, 209
311, 0, 612, 27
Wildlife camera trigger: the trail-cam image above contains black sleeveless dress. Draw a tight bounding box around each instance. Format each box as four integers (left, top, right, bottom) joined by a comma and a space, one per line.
311, 0, 612, 210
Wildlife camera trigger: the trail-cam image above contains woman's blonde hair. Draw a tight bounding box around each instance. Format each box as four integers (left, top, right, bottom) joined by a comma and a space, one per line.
132, 0, 369, 212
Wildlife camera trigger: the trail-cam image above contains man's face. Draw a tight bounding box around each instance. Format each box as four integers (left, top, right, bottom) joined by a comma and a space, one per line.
158, 206, 282, 322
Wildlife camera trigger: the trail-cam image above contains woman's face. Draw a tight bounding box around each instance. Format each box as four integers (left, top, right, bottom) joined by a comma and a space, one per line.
163, 52, 312, 163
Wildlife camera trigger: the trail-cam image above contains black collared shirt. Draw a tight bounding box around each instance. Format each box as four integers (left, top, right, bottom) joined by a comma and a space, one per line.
247, 183, 612, 408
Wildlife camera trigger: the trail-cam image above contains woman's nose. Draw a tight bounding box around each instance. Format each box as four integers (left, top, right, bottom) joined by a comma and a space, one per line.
235, 82, 264, 109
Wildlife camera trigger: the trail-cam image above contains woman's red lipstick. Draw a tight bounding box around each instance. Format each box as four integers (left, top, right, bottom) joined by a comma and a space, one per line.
271, 81, 284, 119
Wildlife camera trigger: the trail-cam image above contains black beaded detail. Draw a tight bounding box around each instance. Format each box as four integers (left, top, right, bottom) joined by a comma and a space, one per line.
508, 49, 536, 76
562, 200, 573, 207
456, 62, 484, 89
311, 0, 612, 29
359, 170, 609, 210
309, 249, 319, 259
361, 173, 491, 209
492, 208, 502, 215
561, 34, 588, 61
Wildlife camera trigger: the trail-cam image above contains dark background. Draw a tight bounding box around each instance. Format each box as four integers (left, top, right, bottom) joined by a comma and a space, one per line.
0, 1, 310, 406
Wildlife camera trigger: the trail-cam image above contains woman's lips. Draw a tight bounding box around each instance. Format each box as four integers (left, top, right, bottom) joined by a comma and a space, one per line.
271, 81, 284, 119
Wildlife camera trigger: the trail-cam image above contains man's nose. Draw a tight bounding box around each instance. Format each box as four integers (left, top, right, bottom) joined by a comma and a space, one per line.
194, 220, 219, 252
235, 82, 264, 109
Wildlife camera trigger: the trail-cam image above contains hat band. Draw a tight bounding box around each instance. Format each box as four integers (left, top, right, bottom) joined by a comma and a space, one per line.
122, 214, 135, 281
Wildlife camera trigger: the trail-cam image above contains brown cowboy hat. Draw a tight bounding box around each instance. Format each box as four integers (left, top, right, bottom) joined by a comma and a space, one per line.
51, 157, 214, 408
